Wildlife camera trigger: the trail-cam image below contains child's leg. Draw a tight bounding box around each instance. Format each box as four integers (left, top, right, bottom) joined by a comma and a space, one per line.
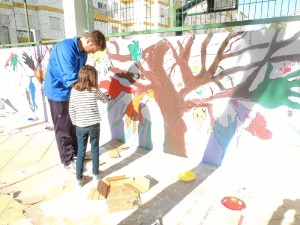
76, 126, 89, 180
89, 123, 100, 176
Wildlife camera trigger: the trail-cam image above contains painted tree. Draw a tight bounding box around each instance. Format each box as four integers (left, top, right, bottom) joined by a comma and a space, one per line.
106, 29, 300, 157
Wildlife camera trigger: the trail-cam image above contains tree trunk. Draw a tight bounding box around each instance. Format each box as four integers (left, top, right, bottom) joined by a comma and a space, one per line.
163, 116, 187, 157
152, 76, 187, 157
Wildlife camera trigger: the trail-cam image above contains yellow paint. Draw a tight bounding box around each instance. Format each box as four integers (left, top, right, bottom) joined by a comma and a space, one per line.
0, 3, 13, 10
178, 171, 196, 182
193, 107, 207, 129
144, 21, 154, 26
124, 93, 145, 133
36, 5, 63, 14
124, 89, 154, 133
145, 0, 155, 4
34, 67, 45, 82
1, 2, 63, 14
193, 60, 200, 72
88, 49, 107, 62
147, 89, 154, 99
158, 1, 169, 7
121, 0, 134, 4
122, 22, 136, 27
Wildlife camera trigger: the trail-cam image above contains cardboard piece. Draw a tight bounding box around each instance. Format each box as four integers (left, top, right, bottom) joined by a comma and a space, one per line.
97, 180, 109, 199
87, 180, 109, 200
105, 175, 126, 183
107, 185, 141, 212
109, 139, 129, 151
87, 174, 150, 212
125, 174, 150, 193
108, 148, 120, 158
87, 180, 108, 200
109, 177, 133, 186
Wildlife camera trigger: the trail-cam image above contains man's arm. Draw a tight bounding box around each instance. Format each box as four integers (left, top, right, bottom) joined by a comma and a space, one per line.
56, 43, 79, 88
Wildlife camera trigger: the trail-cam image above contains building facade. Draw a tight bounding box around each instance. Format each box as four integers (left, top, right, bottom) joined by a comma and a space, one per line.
1, 0, 296, 45
0, 0, 172, 44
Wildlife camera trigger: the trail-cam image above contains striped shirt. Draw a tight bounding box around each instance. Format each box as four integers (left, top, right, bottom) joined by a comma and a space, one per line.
69, 88, 106, 127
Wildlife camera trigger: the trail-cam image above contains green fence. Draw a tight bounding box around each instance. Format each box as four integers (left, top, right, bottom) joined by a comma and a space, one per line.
103, 0, 300, 37
1, 0, 300, 47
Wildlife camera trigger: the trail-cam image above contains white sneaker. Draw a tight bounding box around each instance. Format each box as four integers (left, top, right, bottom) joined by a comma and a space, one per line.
93, 174, 99, 181
92, 174, 99, 186
64, 160, 76, 174
77, 178, 83, 187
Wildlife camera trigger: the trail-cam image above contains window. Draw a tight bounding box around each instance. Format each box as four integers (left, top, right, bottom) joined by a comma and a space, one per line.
19, 13, 35, 30
113, 3, 118, 10
50, 16, 60, 31
1, 14, 10, 26
98, 2, 107, 9
1, 26, 10, 44
20, 13, 27, 29
208, 0, 237, 12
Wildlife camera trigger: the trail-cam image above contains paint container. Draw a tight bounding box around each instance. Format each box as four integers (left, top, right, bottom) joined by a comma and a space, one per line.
28, 117, 39, 121
221, 196, 246, 225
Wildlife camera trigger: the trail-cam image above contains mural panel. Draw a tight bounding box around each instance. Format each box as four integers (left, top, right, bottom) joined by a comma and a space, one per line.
1, 28, 300, 166
0, 45, 51, 120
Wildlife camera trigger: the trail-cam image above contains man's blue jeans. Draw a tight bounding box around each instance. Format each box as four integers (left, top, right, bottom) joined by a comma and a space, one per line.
75, 123, 100, 180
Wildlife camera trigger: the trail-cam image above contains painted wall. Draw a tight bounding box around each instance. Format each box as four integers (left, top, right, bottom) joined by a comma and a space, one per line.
0, 45, 50, 120
1, 28, 300, 166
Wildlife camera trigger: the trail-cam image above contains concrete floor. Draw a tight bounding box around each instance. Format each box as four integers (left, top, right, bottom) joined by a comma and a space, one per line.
1, 110, 300, 225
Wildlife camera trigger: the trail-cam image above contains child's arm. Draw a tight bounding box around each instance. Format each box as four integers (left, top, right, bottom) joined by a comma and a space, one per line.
97, 89, 108, 103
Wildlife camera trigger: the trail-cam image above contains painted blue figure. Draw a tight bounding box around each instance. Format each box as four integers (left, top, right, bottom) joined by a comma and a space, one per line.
202, 114, 237, 166
29, 77, 38, 111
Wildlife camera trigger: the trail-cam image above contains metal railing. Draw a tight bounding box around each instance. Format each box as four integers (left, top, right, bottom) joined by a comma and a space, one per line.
102, 0, 300, 38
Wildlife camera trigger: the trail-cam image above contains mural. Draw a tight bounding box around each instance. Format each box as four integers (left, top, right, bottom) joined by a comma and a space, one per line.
1, 46, 51, 119
1, 28, 300, 166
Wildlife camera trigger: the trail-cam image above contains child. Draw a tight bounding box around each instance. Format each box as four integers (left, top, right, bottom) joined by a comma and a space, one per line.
69, 65, 107, 186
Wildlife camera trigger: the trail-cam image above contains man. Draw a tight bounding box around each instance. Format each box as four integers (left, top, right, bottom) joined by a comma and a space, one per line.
44, 30, 106, 173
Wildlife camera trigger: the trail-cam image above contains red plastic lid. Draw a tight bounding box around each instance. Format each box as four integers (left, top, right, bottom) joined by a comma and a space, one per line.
221, 196, 246, 211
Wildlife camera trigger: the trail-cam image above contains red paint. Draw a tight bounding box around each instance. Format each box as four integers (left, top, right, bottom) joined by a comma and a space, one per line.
245, 112, 272, 139
221, 196, 246, 211
232, 99, 238, 106
280, 62, 295, 75
4, 53, 14, 68
98, 77, 135, 100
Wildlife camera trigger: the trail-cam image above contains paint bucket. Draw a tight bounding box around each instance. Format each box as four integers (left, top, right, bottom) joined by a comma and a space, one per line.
221, 196, 246, 225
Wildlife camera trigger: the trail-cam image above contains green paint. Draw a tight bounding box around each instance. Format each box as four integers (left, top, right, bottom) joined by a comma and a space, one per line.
128, 40, 142, 62
112, 118, 123, 127
11, 54, 18, 71
252, 62, 300, 109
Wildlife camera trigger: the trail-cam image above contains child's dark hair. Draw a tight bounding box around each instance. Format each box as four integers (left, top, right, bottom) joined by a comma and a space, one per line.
74, 65, 98, 91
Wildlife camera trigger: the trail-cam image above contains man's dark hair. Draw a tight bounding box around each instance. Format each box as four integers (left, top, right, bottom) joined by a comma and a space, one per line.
89, 30, 106, 51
